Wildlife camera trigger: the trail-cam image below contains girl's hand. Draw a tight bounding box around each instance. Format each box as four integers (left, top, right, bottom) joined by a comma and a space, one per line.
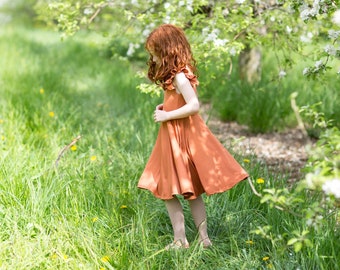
154, 109, 168, 122
156, 103, 163, 110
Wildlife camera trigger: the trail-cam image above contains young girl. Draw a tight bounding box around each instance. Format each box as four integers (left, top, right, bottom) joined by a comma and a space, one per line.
138, 24, 249, 250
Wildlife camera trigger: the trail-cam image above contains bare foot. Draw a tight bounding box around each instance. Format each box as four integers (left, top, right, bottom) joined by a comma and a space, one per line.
165, 240, 190, 250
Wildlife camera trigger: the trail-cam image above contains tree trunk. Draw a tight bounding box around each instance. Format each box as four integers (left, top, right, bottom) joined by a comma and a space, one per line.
238, 46, 262, 84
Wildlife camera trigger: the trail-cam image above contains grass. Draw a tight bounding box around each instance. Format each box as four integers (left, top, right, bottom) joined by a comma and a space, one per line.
198, 46, 340, 133
0, 25, 339, 269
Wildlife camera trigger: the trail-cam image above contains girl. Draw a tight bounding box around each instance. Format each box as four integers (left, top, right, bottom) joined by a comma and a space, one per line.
138, 24, 249, 250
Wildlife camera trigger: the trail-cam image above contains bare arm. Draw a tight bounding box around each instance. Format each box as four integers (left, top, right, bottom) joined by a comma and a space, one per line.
154, 72, 200, 122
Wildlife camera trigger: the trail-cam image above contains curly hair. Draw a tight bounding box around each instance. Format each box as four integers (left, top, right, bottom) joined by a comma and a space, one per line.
145, 24, 197, 90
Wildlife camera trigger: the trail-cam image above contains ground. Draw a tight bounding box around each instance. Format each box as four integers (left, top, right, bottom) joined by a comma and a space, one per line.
201, 104, 313, 183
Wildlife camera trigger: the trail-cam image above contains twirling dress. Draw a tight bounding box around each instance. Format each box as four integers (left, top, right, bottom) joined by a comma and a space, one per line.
138, 68, 249, 200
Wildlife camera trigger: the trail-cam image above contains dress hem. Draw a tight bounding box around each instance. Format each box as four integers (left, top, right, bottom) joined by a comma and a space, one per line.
138, 175, 249, 201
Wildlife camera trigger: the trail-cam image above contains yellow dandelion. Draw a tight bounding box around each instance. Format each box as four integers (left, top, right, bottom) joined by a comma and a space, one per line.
0, 119, 3, 124
90, 155, 97, 161
1, 135, 5, 141
245, 240, 254, 245
71, 145, 77, 151
101, 256, 110, 263
40, 88, 44, 94
51, 253, 58, 260
263, 256, 270, 261
92, 217, 98, 223
256, 178, 265, 184
49, 111, 55, 118
99, 268, 106, 270
120, 205, 128, 209
63, 254, 68, 260
243, 158, 250, 163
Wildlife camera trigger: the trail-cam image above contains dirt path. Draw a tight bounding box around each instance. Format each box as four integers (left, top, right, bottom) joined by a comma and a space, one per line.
201, 104, 312, 182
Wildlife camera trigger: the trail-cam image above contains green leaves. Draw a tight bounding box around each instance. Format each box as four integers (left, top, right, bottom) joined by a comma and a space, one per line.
287, 230, 313, 252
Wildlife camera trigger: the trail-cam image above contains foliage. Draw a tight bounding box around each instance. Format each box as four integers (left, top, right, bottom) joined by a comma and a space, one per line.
250, 103, 340, 262
0, 25, 339, 269
32, 0, 340, 78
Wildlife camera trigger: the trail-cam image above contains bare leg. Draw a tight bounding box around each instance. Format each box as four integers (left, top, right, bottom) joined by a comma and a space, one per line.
188, 196, 212, 247
164, 197, 189, 248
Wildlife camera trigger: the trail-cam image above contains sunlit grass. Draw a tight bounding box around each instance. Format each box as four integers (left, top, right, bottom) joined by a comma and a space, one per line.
0, 25, 339, 269
201, 46, 340, 133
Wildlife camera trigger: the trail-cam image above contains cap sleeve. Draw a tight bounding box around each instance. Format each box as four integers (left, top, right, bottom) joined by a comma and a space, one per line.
162, 66, 199, 91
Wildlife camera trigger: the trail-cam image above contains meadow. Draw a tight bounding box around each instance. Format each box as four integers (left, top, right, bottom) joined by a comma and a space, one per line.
0, 25, 339, 269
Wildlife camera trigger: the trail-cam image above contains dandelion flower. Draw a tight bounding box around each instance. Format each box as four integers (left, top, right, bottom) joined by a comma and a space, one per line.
256, 178, 265, 184
243, 159, 250, 163
245, 240, 254, 244
90, 155, 97, 161
51, 253, 58, 260
40, 88, 44, 94
101, 256, 110, 263
120, 205, 128, 209
263, 256, 270, 261
71, 145, 77, 151
1, 135, 5, 141
0, 119, 3, 124
92, 217, 98, 223
49, 111, 55, 118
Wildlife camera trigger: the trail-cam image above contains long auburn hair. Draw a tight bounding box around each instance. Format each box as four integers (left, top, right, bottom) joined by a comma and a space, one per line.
145, 24, 197, 89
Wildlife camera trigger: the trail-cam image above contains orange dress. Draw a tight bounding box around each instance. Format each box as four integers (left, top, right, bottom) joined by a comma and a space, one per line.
138, 68, 249, 200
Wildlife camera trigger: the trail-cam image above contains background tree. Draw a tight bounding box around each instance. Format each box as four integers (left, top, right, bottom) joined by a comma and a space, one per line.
33, 0, 339, 81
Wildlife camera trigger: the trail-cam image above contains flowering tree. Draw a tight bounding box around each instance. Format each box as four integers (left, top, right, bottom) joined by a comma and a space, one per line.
34, 0, 340, 84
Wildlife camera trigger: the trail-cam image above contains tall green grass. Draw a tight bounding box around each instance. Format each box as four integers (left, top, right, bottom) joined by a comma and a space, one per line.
0, 25, 339, 269
198, 49, 340, 133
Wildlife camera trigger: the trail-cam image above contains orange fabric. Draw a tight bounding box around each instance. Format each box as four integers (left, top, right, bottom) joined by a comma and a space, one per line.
138, 70, 249, 200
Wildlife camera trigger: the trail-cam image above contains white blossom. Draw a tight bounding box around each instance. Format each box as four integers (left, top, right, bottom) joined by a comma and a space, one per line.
300, 32, 313, 43
333, 10, 340, 25
286, 26, 292, 34
270, 16, 275, 22
203, 28, 220, 43
235, 0, 245, 4
214, 38, 228, 47
127, 43, 140, 57
314, 60, 323, 69
163, 15, 171, 24
142, 28, 151, 37
328, 30, 340, 39
322, 179, 340, 198
300, 0, 322, 20
164, 2, 171, 9
186, 0, 193, 12
324, 44, 336, 56
303, 67, 310, 76
300, 8, 311, 21
229, 47, 237, 56
279, 70, 286, 78
83, 8, 93, 15
222, 8, 229, 17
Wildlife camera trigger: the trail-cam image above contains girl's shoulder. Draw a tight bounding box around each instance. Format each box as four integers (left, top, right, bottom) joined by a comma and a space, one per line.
163, 66, 199, 91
